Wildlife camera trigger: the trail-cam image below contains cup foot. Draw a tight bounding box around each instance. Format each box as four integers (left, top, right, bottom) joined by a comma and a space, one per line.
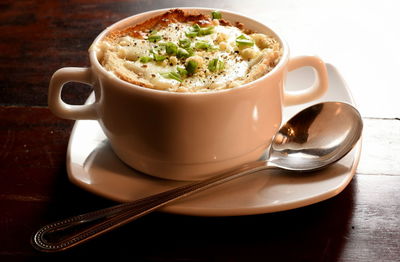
113, 145, 268, 181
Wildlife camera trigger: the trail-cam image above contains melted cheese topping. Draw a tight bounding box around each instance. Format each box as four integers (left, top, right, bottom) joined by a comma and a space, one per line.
98, 19, 281, 92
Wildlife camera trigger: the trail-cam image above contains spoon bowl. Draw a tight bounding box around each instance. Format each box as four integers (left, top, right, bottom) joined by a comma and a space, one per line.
32, 102, 363, 252
268, 102, 363, 171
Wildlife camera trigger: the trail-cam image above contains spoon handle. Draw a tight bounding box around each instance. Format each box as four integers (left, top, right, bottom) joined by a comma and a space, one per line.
31, 161, 268, 252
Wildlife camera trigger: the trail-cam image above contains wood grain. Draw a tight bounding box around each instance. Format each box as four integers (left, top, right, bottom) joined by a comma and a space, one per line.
356, 118, 400, 175
0, 0, 221, 107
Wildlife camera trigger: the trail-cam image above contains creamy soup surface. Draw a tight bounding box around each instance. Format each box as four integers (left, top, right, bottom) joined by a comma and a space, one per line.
96, 9, 282, 92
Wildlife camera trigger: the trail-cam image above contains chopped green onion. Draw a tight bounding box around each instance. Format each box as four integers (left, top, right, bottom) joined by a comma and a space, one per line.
177, 66, 188, 78
185, 31, 198, 38
208, 58, 225, 72
194, 41, 217, 51
211, 11, 222, 19
161, 72, 182, 82
139, 56, 153, 63
192, 24, 201, 32
148, 34, 162, 43
185, 60, 198, 76
151, 45, 165, 54
153, 53, 166, 62
185, 24, 200, 38
150, 47, 167, 61
195, 41, 211, 50
176, 48, 191, 59
165, 42, 178, 55
179, 38, 191, 48
198, 26, 214, 36
236, 35, 254, 47
185, 24, 214, 37
186, 47, 195, 56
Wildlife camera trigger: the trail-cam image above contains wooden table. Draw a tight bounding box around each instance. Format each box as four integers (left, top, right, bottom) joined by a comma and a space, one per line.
1, 0, 399, 261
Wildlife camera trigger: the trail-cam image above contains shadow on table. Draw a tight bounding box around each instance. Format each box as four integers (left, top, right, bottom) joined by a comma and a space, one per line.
35, 176, 356, 262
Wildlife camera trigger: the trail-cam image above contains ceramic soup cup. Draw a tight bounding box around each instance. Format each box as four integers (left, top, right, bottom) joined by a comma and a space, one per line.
48, 8, 328, 181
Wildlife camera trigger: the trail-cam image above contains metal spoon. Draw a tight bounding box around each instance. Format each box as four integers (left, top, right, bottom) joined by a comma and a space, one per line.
31, 102, 363, 252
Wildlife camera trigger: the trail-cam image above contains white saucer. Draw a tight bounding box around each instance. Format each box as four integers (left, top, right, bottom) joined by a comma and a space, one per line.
67, 63, 361, 216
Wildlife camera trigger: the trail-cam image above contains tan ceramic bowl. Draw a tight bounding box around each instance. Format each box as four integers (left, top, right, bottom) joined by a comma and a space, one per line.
49, 8, 328, 181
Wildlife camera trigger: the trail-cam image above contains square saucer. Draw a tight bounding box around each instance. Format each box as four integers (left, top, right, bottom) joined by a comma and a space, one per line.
67, 63, 361, 216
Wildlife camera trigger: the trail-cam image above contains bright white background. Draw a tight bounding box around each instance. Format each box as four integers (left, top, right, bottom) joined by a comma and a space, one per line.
218, 0, 400, 118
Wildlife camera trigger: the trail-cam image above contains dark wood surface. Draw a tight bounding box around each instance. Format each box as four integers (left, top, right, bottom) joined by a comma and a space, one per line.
1, 1, 399, 261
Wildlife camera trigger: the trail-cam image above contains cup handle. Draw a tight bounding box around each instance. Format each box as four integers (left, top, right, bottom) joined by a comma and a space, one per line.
283, 56, 329, 106
48, 67, 98, 120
